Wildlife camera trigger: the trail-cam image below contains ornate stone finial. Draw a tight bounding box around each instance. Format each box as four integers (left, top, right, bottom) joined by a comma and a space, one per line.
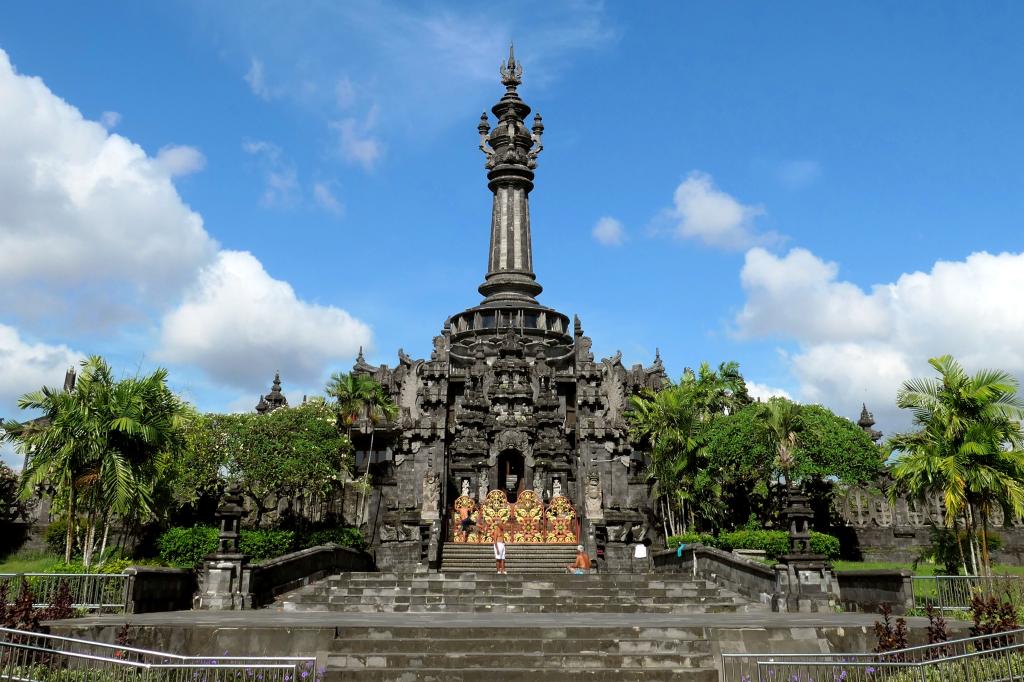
499, 42, 523, 89
857, 403, 882, 442
63, 367, 77, 393
573, 314, 582, 337
357, 346, 365, 363
653, 348, 664, 369
261, 371, 289, 412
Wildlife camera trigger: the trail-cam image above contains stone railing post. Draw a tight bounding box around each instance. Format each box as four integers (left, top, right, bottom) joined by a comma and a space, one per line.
195, 483, 252, 610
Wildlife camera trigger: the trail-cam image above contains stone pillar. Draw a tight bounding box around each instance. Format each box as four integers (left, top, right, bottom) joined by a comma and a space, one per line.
773, 485, 839, 613
195, 483, 252, 610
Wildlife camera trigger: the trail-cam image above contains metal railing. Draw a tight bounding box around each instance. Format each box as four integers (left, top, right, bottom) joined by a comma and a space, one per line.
721, 628, 1024, 681
0, 573, 128, 612
911, 574, 1024, 611
0, 627, 319, 681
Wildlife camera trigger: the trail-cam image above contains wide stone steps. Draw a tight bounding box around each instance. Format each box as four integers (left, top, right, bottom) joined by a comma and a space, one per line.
279, 572, 754, 614
324, 625, 719, 681
441, 542, 578, 573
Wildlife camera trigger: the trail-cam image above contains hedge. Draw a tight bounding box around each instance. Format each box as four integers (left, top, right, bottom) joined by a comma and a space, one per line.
156, 526, 298, 568
666, 529, 841, 561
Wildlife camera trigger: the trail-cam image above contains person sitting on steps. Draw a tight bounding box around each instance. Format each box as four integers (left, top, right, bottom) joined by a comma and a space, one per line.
566, 545, 592, 575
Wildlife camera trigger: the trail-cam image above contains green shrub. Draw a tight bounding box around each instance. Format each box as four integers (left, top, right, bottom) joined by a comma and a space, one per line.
44, 520, 70, 557
156, 525, 218, 568
716, 529, 789, 559
810, 531, 841, 560
666, 532, 715, 548
301, 527, 367, 551
239, 529, 294, 561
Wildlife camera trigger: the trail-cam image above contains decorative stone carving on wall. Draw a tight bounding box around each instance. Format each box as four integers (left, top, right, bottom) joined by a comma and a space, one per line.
833, 485, 1023, 528
380, 523, 419, 542
488, 429, 534, 465
422, 471, 440, 520
585, 473, 603, 520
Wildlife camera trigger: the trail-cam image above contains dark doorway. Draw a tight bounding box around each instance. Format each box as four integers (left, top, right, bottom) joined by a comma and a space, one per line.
497, 450, 525, 502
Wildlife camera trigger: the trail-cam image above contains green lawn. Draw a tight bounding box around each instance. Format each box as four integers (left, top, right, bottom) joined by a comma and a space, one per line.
0, 551, 60, 574
834, 560, 1024, 576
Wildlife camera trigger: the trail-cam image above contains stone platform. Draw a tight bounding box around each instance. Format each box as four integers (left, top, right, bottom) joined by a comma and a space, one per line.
46, 570, 969, 681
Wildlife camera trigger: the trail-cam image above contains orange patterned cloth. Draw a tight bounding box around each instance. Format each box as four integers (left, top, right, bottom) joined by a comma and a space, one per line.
450, 491, 578, 544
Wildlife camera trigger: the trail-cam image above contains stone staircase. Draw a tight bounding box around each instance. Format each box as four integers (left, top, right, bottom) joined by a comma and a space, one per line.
324, 624, 719, 681
276, 571, 761, 680
279, 571, 756, 614
441, 542, 578, 573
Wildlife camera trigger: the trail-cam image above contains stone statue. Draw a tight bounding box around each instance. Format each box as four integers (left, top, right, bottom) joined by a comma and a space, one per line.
552, 478, 562, 498
422, 472, 440, 520
585, 474, 603, 520
477, 476, 488, 501
461, 478, 471, 498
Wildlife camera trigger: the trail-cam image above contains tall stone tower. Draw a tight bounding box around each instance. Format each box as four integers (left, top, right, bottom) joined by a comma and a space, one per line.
352, 48, 666, 571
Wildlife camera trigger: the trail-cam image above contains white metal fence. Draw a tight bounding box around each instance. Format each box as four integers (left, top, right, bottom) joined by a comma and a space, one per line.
0, 627, 319, 682
911, 574, 1024, 611
0, 573, 128, 612
721, 628, 1024, 681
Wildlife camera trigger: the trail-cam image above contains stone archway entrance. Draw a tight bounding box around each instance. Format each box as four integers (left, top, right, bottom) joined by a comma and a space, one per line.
497, 450, 525, 502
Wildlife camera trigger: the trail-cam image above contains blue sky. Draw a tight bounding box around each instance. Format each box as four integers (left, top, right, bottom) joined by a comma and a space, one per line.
2, 2, 1024, 464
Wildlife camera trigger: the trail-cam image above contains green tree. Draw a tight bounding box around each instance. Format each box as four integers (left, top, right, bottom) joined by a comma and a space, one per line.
193, 399, 351, 527
705, 401, 882, 529
324, 373, 396, 527
889, 355, 1024, 575
3, 356, 187, 565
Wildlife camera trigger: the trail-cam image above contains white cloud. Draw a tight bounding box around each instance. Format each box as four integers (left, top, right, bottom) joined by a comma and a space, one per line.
244, 57, 270, 99
242, 139, 299, 206
157, 251, 372, 389
746, 381, 793, 402
777, 160, 821, 190
668, 171, 778, 250
736, 247, 1024, 431
99, 110, 121, 129
331, 109, 382, 170
737, 247, 889, 344
0, 323, 84, 467
0, 48, 217, 326
592, 216, 625, 246
155, 144, 206, 176
313, 182, 344, 217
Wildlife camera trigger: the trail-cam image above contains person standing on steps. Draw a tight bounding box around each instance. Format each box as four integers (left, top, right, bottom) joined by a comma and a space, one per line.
493, 523, 507, 574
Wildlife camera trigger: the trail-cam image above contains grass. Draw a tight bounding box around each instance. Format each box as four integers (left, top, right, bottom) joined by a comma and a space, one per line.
0, 550, 60, 574
833, 560, 1024, 576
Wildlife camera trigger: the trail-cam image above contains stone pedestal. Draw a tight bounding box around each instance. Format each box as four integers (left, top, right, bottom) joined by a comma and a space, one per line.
773, 557, 840, 613
195, 554, 252, 610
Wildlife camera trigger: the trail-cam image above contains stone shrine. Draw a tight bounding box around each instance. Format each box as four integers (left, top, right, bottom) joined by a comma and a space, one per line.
350, 48, 666, 571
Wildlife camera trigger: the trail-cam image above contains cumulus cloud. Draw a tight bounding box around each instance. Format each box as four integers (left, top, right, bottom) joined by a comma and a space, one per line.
592, 216, 625, 246
313, 182, 344, 217
746, 381, 793, 402
157, 251, 372, 389
0, 323, 84, 467
668, 171, 777, 250
155, 145, 206, 176
331, 107, 382, 170
0, 48, 217, 326
736, 247, 1024, 430
99, 110, 121, 129
244, 57, 270, 99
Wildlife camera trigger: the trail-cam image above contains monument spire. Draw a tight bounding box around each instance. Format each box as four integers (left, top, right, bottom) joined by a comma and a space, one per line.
477, 45, 545, 306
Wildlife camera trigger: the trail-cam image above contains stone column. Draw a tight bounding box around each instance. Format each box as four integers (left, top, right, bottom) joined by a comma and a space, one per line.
195, 483, 252, 610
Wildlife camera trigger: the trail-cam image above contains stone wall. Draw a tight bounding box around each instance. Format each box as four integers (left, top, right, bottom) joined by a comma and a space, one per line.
835, 569, 914, 615
247, 544, 373, 607
124, 567, 196, 614
653, 545, 776, 605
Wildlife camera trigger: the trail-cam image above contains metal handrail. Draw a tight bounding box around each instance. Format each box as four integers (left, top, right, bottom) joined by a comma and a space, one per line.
0, 572, 128, 611
911, 573, 1024, 611
0, 628, 318, 682
721, 628, 1024, 681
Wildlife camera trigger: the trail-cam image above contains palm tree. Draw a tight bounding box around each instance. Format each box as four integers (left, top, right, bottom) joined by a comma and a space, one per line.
6, 357, 186, 565
628, 385, 704, 535
889, 355, 1024, 575
757, 397, 803, 484
324, 372, 397, 526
